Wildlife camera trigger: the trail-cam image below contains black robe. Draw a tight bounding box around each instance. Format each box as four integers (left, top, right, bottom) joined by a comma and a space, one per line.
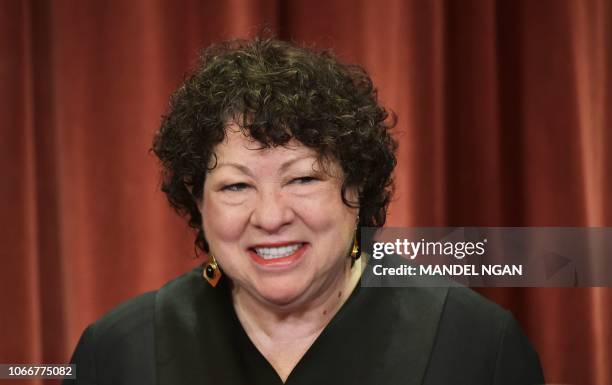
65, 266, 544, 385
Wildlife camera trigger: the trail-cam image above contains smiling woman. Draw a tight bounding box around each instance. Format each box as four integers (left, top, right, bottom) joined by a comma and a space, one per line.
202, 128, 360, 312
64, 37, 544, 385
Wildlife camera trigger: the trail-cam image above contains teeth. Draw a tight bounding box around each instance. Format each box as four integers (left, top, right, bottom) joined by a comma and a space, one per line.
254, 244, 302, 260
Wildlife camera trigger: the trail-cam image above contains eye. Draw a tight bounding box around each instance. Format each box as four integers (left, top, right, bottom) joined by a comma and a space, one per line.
221, 183, 250, 192
291, 176, 317, 184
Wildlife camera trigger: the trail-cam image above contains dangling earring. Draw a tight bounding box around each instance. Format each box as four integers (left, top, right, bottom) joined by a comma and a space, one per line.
203, 254, 222, 287
350, 232, 361, 261
350, 215, 361, 265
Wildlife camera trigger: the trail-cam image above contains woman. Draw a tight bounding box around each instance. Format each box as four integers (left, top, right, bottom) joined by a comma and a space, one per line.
66, 38, 544, 385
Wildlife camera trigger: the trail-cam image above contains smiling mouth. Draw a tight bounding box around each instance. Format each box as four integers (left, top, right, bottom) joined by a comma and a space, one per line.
248, 243, 307, 267
253, 243, 304, 260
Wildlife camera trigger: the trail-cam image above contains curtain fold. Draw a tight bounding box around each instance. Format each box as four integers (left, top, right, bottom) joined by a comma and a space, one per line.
1, 1, 610, 384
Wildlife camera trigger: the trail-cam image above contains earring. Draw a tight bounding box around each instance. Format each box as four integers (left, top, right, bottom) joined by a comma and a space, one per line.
203, 254, 222, 287
350, 215, 361, 266
350, 233, 361, 267
351, 215, 361, 260
350, 232, 361, 261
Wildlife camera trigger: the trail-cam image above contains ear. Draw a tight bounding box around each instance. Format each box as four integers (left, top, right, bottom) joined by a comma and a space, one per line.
348, 184, 362, 204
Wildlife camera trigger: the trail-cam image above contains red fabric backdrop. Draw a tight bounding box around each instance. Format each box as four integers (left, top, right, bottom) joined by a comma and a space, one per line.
1, 1, 610, 384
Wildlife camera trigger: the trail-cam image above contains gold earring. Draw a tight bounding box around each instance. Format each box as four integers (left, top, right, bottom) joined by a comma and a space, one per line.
203, 254, 222, 287
350, 229, 361, 264
351, 215, 361, 261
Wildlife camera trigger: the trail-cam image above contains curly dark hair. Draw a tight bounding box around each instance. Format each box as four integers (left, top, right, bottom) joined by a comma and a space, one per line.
152, 37, 397, 252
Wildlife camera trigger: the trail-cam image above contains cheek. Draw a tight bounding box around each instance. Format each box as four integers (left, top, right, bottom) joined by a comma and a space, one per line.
294, 188, 356, 234
201, 194, 251, 245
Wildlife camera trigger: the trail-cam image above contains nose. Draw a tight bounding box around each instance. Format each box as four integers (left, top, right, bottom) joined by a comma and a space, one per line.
250, 185, 295, 233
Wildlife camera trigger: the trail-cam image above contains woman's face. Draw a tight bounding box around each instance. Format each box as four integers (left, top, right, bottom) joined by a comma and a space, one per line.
201, 125, 359, 309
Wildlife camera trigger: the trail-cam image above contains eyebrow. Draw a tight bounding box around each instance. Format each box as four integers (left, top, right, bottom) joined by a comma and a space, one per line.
214, 155, 317, 176
279, 155, 317, 172
213, 162, 254, 177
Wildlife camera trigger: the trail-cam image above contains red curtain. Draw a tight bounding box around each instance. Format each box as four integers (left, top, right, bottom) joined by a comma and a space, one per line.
1, 1, 610, 384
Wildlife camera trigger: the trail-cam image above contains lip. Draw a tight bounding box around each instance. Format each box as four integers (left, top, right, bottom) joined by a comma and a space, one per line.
250, 241, 305, 248
248, 242, 308, 269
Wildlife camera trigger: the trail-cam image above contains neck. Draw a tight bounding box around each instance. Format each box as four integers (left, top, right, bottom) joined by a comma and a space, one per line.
232, 257, 363, 342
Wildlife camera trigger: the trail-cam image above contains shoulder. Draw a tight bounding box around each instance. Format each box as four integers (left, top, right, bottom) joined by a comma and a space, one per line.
381, 283, 509, 328
443, 286, 508, 326
66, 269, 202, 385
66, 291, 158, 385
382, 286, 511, 349
388, 285, 512, 341
91, 291, 156, 342
89, 267, 203, 342
349, 285, 542, 384
433, 287, 513, 358
425, 287, 544, 384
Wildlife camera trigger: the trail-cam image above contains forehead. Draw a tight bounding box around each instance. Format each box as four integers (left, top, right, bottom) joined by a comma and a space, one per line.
213, 124, 317, 164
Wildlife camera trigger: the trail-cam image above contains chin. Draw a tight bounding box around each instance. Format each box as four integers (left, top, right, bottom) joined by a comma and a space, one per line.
254, 281, 309, 309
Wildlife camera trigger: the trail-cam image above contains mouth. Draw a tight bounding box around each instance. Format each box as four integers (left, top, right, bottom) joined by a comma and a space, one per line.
248, 242, 308, 267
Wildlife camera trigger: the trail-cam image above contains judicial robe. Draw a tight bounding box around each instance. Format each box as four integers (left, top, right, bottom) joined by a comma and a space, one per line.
65, 266, 544, 385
